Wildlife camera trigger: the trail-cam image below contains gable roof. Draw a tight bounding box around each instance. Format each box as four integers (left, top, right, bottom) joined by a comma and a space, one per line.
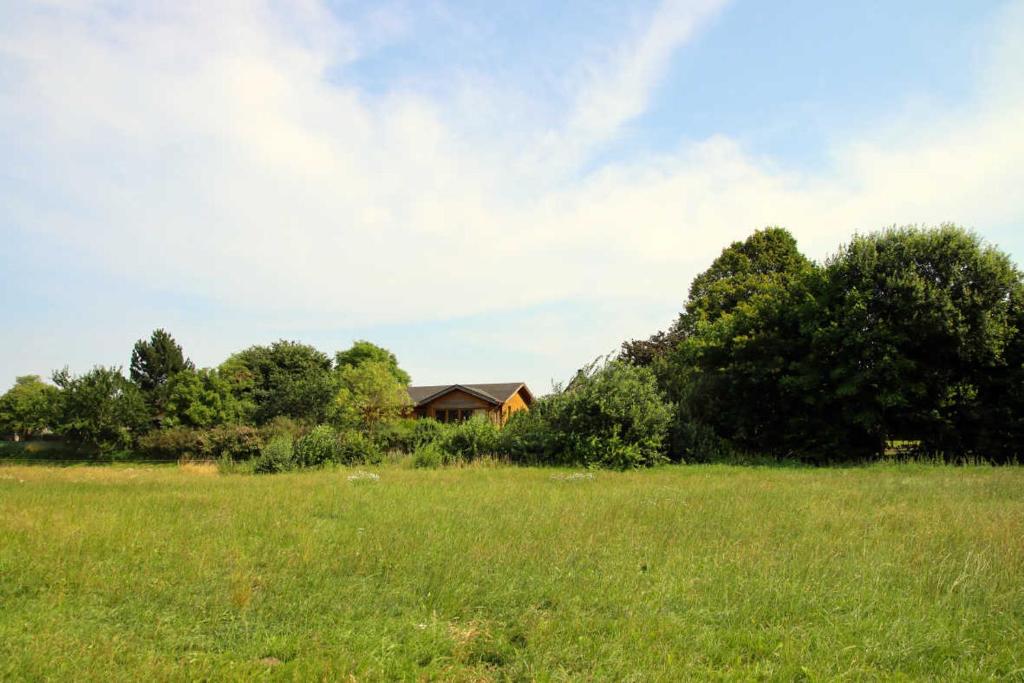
408, 383, 532, 407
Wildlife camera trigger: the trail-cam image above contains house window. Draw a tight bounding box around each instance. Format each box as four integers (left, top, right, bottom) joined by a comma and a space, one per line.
435, 409, 476, 423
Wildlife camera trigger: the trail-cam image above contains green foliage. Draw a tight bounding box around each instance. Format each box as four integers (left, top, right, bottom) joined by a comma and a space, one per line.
0, 375, 60, 440
206, 425, 264, 461
647, 224, 1024, 464
497, 408, 556, 464
336, 430, 383, 466
163, 368, 248, 428
130, 329, 193, 392
622, 227, 810, 366
441, 414, 499, 460
253, 435, 295, 474
410, 441, 450, 468
373, 418, 446, 453
258, 416, 309, 444
334, 340, 412, 385
679, 226, 811, 335
809, 225, 1022, 458
331, 360, 413, 432
223, 341, 334, 424
51, 366, 149, 453
294, 425, 338, 467
501, 360, 672, 468
130, 329, 194, 422
137, 425, 264, 461
137, 426, 206, 460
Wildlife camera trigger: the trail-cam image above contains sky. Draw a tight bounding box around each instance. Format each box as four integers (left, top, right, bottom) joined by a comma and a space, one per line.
1, 0, 1023, 394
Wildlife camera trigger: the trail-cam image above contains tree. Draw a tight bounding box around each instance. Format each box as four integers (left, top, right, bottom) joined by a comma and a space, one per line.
973, 285, 1024, 462
663, 266, 820, 460
334, 341, 411, 385
222, 341, 334, 424
130, 329, 194, 392
0, 375, 60, 440
631, 227, 815, 460
162, 368, 248, 428
809, 225, 1022, 457
622, 227, 810, 367
330, 360, 413, 432
51, 366, 149, 453
130, 329, 194, 423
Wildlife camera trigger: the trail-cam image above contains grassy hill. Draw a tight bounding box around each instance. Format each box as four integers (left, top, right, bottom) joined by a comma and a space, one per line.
1, 463, 1022, 680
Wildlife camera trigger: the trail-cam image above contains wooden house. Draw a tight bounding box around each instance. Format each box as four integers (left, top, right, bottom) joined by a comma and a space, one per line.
407, 383, 533, 424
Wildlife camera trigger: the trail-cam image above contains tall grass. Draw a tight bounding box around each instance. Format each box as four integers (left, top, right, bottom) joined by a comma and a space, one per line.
1, 463, 1022, 680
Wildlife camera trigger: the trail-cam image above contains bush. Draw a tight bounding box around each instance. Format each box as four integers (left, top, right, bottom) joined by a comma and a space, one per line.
498, 360, 671, 469
206, 425, 263, 461
336, 430, 383, 465
498, 408, 556, 465
259, 416, 309, 443
442, 414, 499, 460
294, 425, 338, 467
411, 441, 450, 468
137, 427, 207, 460
373, 418, 447, 453
137, 424, 263, 462
253, 435, 294, 474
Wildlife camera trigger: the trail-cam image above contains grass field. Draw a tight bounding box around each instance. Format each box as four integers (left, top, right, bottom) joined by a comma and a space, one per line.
1, 463, 1022, 680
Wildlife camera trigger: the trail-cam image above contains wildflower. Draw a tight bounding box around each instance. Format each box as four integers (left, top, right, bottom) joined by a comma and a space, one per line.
347, 471, 380, 482
550, 472, 595, 481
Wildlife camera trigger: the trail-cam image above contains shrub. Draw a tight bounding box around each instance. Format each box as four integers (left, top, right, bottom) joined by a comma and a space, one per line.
411, 441, 449, 469
206, 425, 263, 461
137, 427, 207, 461
253, 435, 294, 474
259, 416, 309, 443
442, 414, 499, 460
498, 360, 671, 469
336, 430, 383, 465
373, 418, 447, 453
498, 408, 556, 465
294, 425, 339, 467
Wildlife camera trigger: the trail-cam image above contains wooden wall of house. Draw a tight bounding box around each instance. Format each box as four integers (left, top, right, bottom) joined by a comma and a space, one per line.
499, 388, 531, 424
421, 389, 496, 420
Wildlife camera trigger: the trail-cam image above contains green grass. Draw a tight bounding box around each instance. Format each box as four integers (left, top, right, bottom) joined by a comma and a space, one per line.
1, 463, 1022, 680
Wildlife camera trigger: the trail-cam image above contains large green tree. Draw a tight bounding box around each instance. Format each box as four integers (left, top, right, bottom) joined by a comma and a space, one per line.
130, 329, 193, 392
0, 375, 60, 440
630, 227, 815, 460
222, 341, 334, 424
808, 225, 1022, 457
334, 341, 411, 385
658, 224, 1023, 462
52, 366, 149, 453
330, 360, 413, 432
130, 329, 193, 423
622, 227, 811, 366
162, 368, 249, 428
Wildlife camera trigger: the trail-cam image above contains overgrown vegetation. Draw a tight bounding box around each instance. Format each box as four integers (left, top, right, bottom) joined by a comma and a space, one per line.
624, 224, 1024, 464
3, 224, 1024, 468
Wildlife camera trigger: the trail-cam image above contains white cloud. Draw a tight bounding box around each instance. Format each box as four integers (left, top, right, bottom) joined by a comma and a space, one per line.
1, 0, 1023, 385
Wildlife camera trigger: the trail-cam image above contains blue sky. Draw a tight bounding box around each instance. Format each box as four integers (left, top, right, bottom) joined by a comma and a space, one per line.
1, 0, 1022, 394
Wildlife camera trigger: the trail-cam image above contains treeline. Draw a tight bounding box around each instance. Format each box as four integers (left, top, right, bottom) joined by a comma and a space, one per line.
0, 338, 416, 466
2, 223, 1021, 468
0, 330, 669, 469
622, 224, 1024, 464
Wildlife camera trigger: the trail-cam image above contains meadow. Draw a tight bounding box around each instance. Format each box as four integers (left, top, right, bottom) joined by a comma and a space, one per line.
1, 463, 1022, 681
